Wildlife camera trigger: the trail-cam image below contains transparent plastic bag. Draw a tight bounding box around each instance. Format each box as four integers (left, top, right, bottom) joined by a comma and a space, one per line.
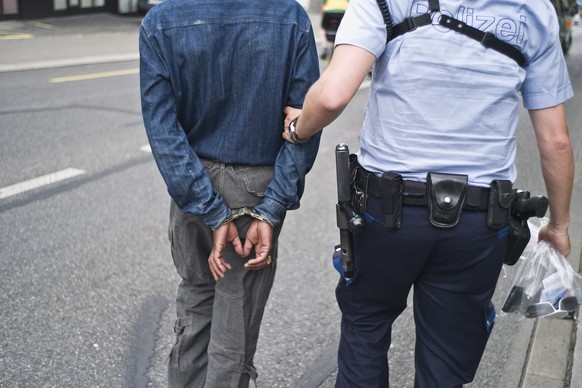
518, 217, 545, 261
502, 233, 582, 319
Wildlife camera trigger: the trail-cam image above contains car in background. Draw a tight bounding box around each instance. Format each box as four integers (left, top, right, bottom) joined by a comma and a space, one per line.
551, 0, 577, 54
138, 0, 164, 14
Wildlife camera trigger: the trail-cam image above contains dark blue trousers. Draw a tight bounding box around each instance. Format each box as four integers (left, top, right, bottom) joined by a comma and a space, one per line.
335, 197, 507, 388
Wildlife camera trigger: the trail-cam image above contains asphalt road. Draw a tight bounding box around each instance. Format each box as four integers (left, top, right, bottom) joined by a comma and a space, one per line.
0, 11, 581, 388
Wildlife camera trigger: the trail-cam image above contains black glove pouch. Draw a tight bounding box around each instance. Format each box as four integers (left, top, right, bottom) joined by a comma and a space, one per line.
426, 172, 468, 228
380, 172, 403, 229
487, 179, 512, 229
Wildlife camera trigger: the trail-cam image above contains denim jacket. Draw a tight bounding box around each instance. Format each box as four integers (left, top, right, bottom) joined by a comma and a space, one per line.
140, 0, 321, 229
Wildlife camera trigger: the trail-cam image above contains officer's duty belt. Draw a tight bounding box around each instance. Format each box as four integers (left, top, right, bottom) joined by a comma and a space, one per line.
354, 167, 490, 211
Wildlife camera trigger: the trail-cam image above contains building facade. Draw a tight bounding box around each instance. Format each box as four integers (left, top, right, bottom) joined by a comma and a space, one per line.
0, 0, 138, 20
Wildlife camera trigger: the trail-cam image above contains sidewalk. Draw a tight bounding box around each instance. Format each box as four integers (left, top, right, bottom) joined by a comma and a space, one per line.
1, 11, 580, 388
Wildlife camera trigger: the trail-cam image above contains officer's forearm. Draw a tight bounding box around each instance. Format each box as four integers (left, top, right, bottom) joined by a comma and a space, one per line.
295, 44, 376, 140
540, 143, 573, 231
294, 77, 347, 140
530, 105, 574, 231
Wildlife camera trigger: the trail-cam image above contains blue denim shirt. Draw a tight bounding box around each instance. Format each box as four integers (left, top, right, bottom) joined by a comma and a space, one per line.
140, 0, 321, 229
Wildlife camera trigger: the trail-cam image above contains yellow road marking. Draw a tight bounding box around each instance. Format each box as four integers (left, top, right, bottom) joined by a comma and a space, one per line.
0, 32, 33, 40
50, 68, 139, 83
26, 21, 55, 29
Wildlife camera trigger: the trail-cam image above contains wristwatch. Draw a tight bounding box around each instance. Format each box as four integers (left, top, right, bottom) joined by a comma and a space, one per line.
289, 116, 307, 144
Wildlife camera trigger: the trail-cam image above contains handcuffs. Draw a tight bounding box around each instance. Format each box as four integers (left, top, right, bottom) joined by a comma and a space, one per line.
218, 207, 273, 228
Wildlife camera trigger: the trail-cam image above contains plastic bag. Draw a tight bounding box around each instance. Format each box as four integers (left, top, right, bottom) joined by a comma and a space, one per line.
518, 217, 545, 261
502, 235, 582, 319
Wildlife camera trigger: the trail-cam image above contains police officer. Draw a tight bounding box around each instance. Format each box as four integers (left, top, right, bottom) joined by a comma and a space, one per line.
283, 0, 574, 386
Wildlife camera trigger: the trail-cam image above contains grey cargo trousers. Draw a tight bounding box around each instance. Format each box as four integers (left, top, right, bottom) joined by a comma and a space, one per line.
167, 159, 283, 388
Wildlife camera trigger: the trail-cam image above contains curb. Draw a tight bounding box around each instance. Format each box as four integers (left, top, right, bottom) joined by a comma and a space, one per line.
572, 319, 582, 388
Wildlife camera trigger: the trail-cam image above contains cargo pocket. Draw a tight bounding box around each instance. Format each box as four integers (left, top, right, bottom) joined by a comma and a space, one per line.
169, 201, 213, 281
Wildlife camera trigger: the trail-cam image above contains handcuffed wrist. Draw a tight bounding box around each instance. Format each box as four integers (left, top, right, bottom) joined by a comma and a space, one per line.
254, 198, 285, 227
212, 210, 234, 231
228, 207, 274, 227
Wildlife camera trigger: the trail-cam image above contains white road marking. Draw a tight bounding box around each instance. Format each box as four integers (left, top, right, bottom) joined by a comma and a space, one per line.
0, 168, 87, 200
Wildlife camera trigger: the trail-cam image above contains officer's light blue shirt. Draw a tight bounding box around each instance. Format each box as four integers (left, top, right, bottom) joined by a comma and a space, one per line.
336, 0, 573, 187
140, 0, 320, 228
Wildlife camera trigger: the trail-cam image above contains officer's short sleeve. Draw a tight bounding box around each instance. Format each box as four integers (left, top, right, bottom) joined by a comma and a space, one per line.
334, 0, 387, 58
521, 11, 573, 110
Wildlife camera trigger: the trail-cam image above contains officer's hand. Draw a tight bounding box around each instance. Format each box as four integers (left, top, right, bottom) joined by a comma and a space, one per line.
538, 223, 571, 257
243, 219, 273, 270
208, 221, 244, 280
282, 106, 301, 143
283, 106, 301, 128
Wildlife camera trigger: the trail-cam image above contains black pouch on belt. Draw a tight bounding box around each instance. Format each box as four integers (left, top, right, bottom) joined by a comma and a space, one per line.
380, 172, 403, 229
487, 179, 512, 229
426, 172, 468, 228
349, 155, 367, 216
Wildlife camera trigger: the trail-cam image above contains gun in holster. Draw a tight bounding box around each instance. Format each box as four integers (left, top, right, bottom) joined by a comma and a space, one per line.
488, 181, 549, 265
333, 144, 366, 280
505, 190, 549, 265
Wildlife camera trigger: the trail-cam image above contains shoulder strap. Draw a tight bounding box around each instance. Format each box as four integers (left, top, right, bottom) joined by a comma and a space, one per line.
375, 0, 393, 42
378, 0, 525, 67
390, 0, 438, 41
390, 14, 432, 41
438, 15, 525, 67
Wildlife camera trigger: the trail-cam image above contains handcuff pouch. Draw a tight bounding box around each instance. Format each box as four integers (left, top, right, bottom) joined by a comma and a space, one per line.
487, 179, 512, 229
380, 172, 403, 229
426, 172, 468, 228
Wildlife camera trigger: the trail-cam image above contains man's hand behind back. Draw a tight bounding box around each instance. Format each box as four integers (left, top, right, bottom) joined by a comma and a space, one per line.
208, 222, 244, 280
243, 219, 274, 270
208, 218, 274, 280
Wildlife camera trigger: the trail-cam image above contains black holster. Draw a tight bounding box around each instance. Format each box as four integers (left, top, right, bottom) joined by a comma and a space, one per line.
504, 216, 531, 265
488, 180, 527, 265
350, 157, 403, 229
502, 190, 548, 265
